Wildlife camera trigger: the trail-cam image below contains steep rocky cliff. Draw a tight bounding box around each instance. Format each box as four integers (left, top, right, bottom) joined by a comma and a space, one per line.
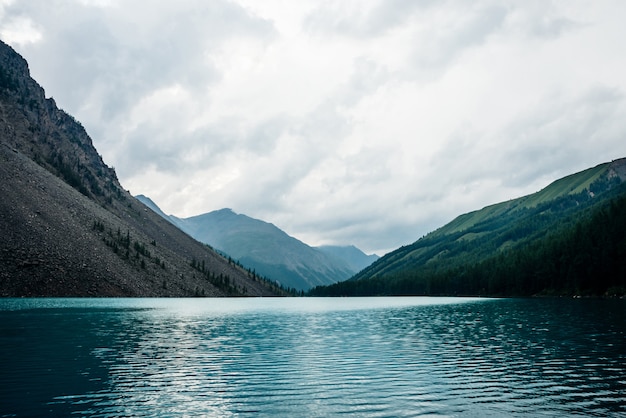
0, 40, 281, 297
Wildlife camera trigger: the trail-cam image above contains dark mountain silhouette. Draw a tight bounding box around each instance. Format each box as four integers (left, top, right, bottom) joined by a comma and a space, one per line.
0, 40, 282, 297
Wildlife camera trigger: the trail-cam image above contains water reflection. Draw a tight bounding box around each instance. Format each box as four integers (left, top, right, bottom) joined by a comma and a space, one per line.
0, 297, 624, 416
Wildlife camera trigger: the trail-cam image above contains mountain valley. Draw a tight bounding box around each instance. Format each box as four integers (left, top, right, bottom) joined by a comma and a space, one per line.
2, 38, 624, 299
135, 196, 378, 291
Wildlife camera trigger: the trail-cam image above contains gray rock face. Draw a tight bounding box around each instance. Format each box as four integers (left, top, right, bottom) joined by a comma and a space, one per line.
0, 40, 281, 297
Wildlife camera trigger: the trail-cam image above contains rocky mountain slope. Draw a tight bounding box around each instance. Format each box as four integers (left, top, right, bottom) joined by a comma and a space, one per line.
0, 40, 281, 297
135, 196, 378, 290
312, 159, 626, 297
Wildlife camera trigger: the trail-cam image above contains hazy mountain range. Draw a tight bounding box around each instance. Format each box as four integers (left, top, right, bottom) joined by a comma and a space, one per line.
135, 196, 378, 291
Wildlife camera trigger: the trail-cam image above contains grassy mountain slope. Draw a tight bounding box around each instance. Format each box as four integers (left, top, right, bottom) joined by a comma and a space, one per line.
134, 199, 362, 291
311, 159, 626, 297
434, 162, 613, 237
0, 40, 281, 297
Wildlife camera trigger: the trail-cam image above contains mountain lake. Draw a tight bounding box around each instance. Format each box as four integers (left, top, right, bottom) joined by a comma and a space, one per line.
1, 297, 624, 417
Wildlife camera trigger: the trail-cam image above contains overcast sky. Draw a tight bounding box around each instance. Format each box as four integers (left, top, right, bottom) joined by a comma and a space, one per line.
2, 0, 626, 255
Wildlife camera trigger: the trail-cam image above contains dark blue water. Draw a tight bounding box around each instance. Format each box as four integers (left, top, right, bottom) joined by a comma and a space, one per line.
0, 297, 624, 417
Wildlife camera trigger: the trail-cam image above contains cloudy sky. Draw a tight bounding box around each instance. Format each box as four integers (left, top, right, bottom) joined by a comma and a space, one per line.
2, 0, 626, 255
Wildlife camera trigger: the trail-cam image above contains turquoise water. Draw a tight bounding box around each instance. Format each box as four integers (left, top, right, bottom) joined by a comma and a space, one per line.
0, 297, 624, 416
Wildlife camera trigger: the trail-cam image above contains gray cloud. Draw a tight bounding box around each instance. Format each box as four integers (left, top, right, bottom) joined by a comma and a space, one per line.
3, 0, 626, 255
499, 86, 625, 186
428, 85, 626, 205
304, 0, 434, 38
407, 3, 508, 73
7, 0, 275, 138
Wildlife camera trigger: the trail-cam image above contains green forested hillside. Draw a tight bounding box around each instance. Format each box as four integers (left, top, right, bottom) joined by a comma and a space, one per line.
310, 160, 626, 297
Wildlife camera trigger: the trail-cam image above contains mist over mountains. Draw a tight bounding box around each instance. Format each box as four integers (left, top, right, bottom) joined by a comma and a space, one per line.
135, 195, 378, 291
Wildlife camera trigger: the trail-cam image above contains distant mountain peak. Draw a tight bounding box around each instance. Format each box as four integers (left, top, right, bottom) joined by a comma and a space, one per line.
217, 208, 235, 214
134, 197, 378, 290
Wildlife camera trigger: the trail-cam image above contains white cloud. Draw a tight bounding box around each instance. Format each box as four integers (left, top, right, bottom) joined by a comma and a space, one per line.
2, 0, 626, 255
0, 12, 41, 46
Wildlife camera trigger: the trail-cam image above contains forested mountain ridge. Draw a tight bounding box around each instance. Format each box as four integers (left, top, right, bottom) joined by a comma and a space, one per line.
0, 40, 282, 297
135, 196, 378, 291
310, 159, 626, 297
432, 160, 623, 237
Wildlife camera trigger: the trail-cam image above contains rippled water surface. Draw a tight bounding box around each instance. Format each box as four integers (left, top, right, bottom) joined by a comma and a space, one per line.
1, 297, 625, 417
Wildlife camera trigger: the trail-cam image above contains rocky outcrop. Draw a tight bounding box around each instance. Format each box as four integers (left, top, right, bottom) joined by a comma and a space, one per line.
0, 40, 281, 297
